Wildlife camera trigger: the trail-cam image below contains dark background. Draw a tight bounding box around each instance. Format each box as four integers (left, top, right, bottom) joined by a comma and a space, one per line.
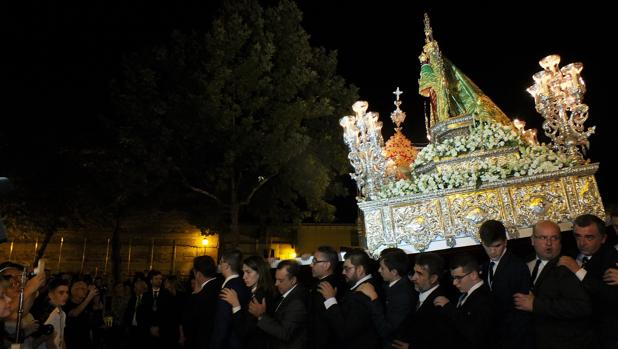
300, 1, 617, 219
2, 0, 614, 223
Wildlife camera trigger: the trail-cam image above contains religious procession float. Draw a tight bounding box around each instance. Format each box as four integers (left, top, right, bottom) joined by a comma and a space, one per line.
340, 15, 604, 256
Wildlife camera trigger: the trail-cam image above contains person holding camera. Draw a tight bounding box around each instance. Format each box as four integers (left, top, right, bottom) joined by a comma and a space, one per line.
1, 262, 47, 349
63, 281, 101, 348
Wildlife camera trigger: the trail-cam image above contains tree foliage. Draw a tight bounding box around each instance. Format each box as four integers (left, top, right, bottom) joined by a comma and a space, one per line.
112, 0, 358, 244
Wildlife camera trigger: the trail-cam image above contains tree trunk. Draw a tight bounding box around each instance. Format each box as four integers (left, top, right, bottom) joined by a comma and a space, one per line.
34, 226, 56, 267
229, 175, 241, 249
230, 203, 240, 248
111, 215, 122, 283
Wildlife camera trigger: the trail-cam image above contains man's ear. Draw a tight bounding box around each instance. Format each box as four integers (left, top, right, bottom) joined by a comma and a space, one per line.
472, 271, 481, 281
429, 274, 438, 285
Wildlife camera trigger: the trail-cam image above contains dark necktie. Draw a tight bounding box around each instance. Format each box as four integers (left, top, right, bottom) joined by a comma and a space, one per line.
274, 296, 284, 313
153, 290, 159, 312
530, 259, 542, 290
582, 256, 590, 268
488, 261, 495, 288
457, 292, 467, 308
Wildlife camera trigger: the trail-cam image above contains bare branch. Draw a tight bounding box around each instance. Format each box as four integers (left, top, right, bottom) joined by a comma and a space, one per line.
174, 166, 224, 205
240, 174, 277, 207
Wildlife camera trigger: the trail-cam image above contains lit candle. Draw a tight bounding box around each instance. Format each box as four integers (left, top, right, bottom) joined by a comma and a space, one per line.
513, 119, 526, 131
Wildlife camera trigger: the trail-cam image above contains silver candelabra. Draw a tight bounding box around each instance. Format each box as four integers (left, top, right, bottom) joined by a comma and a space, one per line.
527, 54, 595, 163
340, 101, 388, 200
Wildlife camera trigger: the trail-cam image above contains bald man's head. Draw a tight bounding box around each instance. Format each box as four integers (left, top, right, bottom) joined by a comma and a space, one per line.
532, 220, 562, 260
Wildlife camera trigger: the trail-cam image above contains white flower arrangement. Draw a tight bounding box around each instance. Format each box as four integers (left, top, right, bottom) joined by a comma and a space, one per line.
379, 143, 573, 198
412, 121, 524, 170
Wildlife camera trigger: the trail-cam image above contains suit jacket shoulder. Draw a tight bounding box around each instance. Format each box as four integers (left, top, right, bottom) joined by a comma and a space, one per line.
400, 285, 454, 349
325, 279, 380, 349
443, 284, 493, 349
257, 285, 308, 349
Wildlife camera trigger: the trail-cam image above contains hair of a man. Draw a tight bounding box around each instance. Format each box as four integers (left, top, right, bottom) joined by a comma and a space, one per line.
479, 219, 507, 245
221, 249, 243, 274
148, 269, 163, 281
48, 278, 70, 291
449, 253, 479, 274
316, 245, 339, 270
380, 248, 410, 277
574, 214, 606, 235
345, 249, 372, 274
415, 252, 445, 277
193, 255, 218, 278
277, 259, 301, 282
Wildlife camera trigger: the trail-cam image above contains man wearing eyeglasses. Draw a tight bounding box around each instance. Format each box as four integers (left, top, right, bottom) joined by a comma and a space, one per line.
513, 220, 594, 349
318, 248, 380, 349
557, 214, 618, 349
433, 253, 493, 349
308, 246, 344, 349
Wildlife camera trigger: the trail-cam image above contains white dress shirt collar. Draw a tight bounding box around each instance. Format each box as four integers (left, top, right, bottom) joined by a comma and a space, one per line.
418, 284, 439, 305
222, 274, 240, 288
351, 274, 373, 290
196, 277, 217, 293
459, 280, 484, 306
388, 277, 401, 288
281, 284, 298, 299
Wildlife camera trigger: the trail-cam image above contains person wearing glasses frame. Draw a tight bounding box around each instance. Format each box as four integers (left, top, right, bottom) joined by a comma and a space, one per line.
513, 220, 594, 349
308, 246, 344, 349
433, 253, 493, 349
318, 249, 380, 349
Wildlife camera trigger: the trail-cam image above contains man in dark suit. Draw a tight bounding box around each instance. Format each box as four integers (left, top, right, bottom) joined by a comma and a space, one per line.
356, 248, 413, 348
181, 255, 221, 349
249, 259, 308, 349
392, 252, 452, 349
514, 220, 594, 349
558, 214, 618, 349
479, 220, 532, 349
123, 278, 148, 348
318, 248, 380, 349
308, 245, 345, 349
210, 249, 251, 349
434, 253, 493, 349
141, 270, 172, 348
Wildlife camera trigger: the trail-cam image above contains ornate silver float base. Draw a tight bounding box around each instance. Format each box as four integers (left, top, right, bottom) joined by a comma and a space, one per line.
358, 163, 605, 256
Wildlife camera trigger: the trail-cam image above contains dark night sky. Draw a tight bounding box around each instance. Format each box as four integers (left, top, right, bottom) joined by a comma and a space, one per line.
296, 1, 616, 206
2, 1, 616, 220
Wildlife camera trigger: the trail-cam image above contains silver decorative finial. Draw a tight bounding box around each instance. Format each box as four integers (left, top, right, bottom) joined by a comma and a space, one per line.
390, 87, 406, 129
393, 87, 403, 101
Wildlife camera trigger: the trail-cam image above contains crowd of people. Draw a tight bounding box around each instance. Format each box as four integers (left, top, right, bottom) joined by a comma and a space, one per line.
1, 213, 618, 349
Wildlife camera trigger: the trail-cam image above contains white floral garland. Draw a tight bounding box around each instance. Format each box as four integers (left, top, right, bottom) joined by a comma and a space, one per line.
380, 144, 573, 198
412, 121, 524, 170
